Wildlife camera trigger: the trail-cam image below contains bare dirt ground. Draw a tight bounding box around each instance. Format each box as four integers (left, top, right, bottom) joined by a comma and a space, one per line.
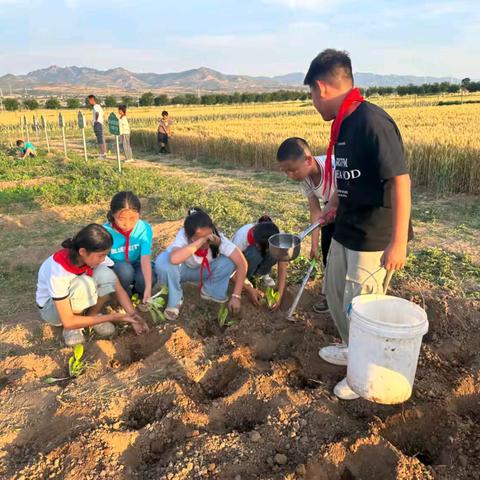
0, 155, 479, 480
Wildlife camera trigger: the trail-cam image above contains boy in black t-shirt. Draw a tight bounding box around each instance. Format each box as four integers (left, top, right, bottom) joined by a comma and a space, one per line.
304, 49, 412, 400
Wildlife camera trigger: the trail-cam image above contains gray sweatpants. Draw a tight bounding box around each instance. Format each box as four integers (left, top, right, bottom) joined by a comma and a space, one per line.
121, 134, 133, 160
324, 239, 387, 344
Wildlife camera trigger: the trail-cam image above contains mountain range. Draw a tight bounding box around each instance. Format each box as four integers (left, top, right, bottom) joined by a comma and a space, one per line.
0, 66, 460, 95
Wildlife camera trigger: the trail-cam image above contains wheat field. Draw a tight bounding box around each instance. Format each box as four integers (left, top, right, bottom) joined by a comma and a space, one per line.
1, 95, 479, 194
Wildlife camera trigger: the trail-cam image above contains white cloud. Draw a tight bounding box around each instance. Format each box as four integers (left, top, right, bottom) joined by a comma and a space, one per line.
262, 0, 334, 10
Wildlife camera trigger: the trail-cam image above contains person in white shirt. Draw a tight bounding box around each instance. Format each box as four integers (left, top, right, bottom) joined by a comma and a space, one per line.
87, 94, 106, 159
155, 208, 248, 320
36, 224, 148, 346
232, 215, 288, 310
277, 137, 336, 313
118, 104, 133, 162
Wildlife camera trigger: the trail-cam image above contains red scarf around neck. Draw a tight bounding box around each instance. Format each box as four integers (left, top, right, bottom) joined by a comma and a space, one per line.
53, 248, 93, 276
323, 87, 364, 196
112, 222, 133, 262
194, 248, 211, 290
247, 227, 256, 246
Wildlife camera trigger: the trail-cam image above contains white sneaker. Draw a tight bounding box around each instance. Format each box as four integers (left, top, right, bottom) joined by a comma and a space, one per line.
333, 378, 360, 400
63, 328, 85, 346
319, 344, 348, 366
200, 288, 227, 304
93, 321, 116, 338
260, 274, 276, 288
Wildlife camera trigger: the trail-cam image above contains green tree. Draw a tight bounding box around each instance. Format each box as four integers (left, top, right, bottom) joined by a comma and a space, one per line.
104, 95, 117, 107
154, 94, 169, 106
66, 98, 81, 109
139, 91, 155, 106
23, 98, 39, 110
121, 96, 136, 107
45, 97, 61, 109
461, 78, 471, 88
4, 98, 20, 111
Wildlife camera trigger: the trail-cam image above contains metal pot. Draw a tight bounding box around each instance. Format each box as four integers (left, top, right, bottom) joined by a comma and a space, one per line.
269, 222, 322, 262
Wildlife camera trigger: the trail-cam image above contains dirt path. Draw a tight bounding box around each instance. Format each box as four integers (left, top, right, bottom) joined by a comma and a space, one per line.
0, 154, 479, 480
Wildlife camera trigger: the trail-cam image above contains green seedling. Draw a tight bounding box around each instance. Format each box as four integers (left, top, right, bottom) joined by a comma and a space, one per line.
217, 304, 238, 328
146, 285, 169, 324
131, 293, 141, 308
45, 344, 85, 384
68, 344, 86, 377
265, 287, 280, 309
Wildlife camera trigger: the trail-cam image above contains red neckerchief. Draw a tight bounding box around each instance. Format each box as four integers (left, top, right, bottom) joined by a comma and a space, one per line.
53, 248, 93, 276
324, 87, 365, 196
194, 248, 211, 290
247, 227, 256, 246
112, 222, 133, 262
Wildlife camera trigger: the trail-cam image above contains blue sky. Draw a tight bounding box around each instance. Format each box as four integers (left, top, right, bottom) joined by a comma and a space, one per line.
1, 0, 478, 78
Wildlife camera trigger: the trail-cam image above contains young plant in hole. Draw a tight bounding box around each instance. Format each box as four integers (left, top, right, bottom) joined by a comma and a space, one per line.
147, 285, 169, 324
45, 344, 86, 383
217, 304, 238, 327
264, 287, 280, 309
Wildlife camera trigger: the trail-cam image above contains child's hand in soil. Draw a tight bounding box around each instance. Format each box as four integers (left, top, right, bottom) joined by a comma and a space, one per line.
228, 296, 241, 314
269, 296, 282, 312
130, 317, 150, 335
247, 288, 264, 306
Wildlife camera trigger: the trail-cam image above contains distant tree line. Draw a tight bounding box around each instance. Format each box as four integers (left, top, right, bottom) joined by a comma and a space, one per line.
2, 78, 480, 111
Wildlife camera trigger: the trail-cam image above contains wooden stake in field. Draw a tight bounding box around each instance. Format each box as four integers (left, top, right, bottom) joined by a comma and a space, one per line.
58, 112, 68, 158
40, 115, 50, 153
19, 117, 24, 140
23, 115, 30, 142
77, 110, 88, 162
108, 112, 122, 173
32, 115, 40, 144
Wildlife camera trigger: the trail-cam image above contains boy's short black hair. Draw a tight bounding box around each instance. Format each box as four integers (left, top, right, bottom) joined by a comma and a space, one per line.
277, 137, 312, 162
304, 49, 353, 88
16, 139, 24, 146
118, 104, 127, 114
87, 94, 96, 100
161, 110, 168, 116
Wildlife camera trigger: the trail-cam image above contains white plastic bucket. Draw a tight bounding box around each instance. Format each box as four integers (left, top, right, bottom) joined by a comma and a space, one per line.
347, 294, 428, 405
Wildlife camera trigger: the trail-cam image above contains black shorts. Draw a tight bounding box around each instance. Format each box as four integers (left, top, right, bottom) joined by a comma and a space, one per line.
94, 122, 105, 145
157, 132, 169, 144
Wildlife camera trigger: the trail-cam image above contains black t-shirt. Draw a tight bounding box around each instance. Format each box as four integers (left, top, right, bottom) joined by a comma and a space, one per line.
333, 101, 413, 252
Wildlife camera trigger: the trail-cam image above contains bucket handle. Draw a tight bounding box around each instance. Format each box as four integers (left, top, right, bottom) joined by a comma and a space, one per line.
352, 266, 426, 311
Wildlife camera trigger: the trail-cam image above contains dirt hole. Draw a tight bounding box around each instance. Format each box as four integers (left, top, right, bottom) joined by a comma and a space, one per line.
114, 329, 169, 366
380, 408, 455, 466
209, 395, 271, 434
125, 392, 175, 430
453, 393, 480, 421
199, 359, 246, 400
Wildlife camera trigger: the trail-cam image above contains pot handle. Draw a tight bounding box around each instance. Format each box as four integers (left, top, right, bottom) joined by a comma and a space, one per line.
299, 221, 322, 241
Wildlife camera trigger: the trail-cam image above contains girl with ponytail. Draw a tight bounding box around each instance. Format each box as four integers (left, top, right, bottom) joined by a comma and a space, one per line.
154, 208, 247, 320
36, 224, 148, 346
231, 215, 287, 310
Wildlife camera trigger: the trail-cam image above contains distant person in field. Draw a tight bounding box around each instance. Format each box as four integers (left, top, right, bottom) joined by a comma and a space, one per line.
304, 49, 413, 400
118, 104, 133, 162
103, 191, 156, 304
16, 139, 37, 159
36, 224, 148, 346
277, 137, 336, 313
87, 94, 106, 159
157, 110, 172, 154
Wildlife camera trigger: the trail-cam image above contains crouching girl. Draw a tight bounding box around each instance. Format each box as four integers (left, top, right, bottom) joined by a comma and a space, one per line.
155, 208, 247, 320
232, 216, 288, 310
36, 224, 148, 346
103, 191, 156, 303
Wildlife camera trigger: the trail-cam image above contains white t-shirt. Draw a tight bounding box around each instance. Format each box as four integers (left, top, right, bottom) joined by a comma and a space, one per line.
232, 223, 255, 252
119, 116, 130, 135
170, 228, 236, 269
36, 254, 113, 307
92, 104, 104, 125
301, 155, 336, 204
